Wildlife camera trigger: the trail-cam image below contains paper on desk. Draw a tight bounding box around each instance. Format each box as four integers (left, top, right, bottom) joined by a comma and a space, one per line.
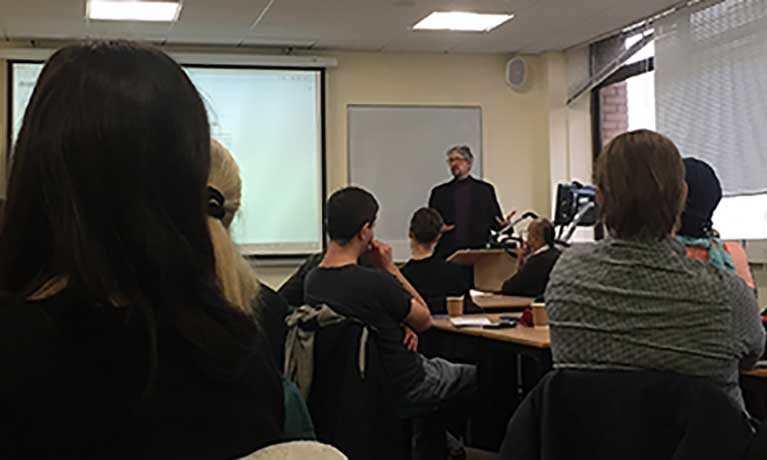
449, 317, 492, 328
470, 289, 494, 298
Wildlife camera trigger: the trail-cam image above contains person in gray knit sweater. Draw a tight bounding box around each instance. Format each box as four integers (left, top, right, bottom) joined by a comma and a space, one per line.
545, 130, 765, 411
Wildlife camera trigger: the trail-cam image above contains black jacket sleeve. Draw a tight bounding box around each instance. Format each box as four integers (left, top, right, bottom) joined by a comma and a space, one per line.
278, 253, 324, 307
501, 261, 544, 297
502, 249, 561, 298
255, 285, 290, 366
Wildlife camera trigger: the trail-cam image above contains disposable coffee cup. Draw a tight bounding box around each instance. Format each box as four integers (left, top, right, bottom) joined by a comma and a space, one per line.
531, 302, 548, 326
446, 297, 464, 317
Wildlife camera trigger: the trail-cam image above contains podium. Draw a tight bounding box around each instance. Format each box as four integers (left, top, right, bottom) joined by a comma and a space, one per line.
447, 248, 517, 292
447, 248, 535, 310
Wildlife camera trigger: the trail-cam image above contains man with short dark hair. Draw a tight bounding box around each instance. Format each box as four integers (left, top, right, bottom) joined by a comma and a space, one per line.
401, 208, 471, 314
305, 187, 476, 459
501, 218, 560, 298
428, 145, 514, 258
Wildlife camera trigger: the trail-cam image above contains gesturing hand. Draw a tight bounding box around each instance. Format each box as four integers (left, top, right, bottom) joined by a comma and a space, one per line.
496, 210, 517, 228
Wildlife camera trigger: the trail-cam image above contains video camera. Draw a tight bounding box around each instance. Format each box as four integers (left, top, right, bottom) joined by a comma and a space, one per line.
554, 182, 598, 242
554, 182, 598, 227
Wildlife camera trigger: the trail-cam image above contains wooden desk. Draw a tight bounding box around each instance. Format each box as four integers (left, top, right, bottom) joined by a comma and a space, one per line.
742, 368, 767, 379
427, 313, 552, 449
432, 314, 550, 349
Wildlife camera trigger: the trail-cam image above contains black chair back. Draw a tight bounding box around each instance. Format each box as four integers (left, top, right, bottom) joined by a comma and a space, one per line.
498, 369, 755, 460
307, 320, 409, 460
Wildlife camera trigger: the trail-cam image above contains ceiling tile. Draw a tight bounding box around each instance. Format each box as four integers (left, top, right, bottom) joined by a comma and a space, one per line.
4, 18, 88, 40
85, 21, 171, 41
0, 0, 82, 17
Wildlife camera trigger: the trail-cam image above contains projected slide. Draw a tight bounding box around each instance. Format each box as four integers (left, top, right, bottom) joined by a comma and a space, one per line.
10, 62, 324, 255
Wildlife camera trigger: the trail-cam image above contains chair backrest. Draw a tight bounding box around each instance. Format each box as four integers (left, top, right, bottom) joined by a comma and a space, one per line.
747, 420, 767, 460
498, 369, 755, 460
307, 320, 408, 460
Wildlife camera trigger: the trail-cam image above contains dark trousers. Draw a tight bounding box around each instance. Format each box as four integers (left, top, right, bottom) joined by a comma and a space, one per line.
402, 355, 478, 460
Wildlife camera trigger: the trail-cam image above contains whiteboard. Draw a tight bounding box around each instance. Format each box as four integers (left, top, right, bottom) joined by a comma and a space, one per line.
348, 105, 483, 261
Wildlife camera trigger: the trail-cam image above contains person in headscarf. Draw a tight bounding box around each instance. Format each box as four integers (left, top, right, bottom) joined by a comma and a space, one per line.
677, 157, 755, 289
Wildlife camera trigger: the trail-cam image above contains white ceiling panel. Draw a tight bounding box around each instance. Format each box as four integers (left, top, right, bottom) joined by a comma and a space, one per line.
0, 0, 683, 53
4, 18, 88, 40
85, 21, 171, 41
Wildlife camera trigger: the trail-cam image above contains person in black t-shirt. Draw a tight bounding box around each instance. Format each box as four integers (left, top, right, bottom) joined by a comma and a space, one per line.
501, 218, 561, 298
304, 187, 477, 460
401, 208, 471, 314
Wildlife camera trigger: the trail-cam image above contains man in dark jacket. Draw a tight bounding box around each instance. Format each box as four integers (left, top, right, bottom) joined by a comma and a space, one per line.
501, 218, 561, 298
428, 145, 513, 258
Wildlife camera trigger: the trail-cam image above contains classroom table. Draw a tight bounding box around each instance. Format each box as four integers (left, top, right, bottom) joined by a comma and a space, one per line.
742, 368, 767, 379
424, 313, 552, 450
430, 313, 552, 398
431, 313, 549, 348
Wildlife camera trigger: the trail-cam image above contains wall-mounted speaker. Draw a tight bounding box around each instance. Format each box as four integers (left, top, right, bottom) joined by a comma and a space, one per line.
506, 56, 529, 92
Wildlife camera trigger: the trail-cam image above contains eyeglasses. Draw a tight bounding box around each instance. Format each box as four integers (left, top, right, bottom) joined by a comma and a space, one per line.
447, 157, 467, 164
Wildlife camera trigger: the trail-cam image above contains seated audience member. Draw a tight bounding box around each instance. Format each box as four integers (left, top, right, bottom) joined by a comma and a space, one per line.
0, 41, 283, 458
207, 139, 290, 361
501, 218, 560, 298
304, 187, 477, 459
678, 157, 755, 289
279, 252, 372, 308
207, 140, 314, 441
401, 207, 471, 314
545, 130, 765, 411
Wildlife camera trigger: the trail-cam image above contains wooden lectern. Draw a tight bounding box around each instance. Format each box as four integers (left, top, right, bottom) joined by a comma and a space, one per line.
447, 248, 534, 310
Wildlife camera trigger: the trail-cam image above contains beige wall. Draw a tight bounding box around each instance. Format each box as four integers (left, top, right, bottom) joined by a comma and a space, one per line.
0, 48, 555, 290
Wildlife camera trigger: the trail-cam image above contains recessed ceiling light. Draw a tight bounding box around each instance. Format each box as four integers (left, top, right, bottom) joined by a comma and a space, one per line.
413, 11, 514, 32
87, 1, 182, 22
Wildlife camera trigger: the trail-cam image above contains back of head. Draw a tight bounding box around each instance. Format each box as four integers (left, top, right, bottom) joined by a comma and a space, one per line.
596, 130, 686, 241
208, 139, 260, 312
2, 41, 215, 304
0, 41, 255, 375
326, 187, 379, 244
529, 218, 555, 248
409, 207, 444, 245
679, 157, 722, 238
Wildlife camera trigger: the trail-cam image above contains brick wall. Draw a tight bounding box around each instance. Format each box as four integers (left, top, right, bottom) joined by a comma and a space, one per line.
599, 81, 628, 147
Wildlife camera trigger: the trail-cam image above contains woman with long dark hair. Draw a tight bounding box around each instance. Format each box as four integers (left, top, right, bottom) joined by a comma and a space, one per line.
0, 41, 283, 459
